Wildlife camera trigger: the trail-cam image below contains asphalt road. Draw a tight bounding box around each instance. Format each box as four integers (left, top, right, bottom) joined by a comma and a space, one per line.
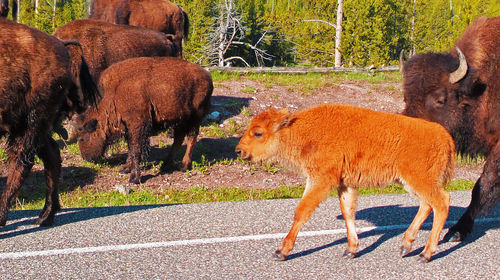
0, 190, 498, 280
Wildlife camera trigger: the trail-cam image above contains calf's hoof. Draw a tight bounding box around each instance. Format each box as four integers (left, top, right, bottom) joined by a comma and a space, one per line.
273, 250, 287, 261
342, 250, 356, 259
417, 253, 430, 263
400, 247, 410, 257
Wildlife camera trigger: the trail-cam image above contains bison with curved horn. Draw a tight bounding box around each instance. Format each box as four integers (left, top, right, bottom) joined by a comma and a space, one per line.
401, 16, 500, 242
0, 18, 98, 227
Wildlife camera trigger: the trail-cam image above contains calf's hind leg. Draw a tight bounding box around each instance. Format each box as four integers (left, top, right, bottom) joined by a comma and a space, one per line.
338, 184, 359, 258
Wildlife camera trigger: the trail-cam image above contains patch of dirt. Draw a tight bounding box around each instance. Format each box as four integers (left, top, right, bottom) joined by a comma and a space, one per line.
0, 75, 484, 197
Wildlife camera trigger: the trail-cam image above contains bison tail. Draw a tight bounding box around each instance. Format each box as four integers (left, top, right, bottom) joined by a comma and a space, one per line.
182, 8, 189, 41
63, 41, 100, 112
442, 141, 456, 185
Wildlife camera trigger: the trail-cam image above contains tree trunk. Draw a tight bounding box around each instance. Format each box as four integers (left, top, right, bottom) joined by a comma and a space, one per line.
334, 0, 343, 68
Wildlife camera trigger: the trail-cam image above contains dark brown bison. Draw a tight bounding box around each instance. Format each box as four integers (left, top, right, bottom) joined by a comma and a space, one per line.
89, 0, 124, 23
114, 0, 189, 57
76, 57, 213, 184
0, 0, 16, 20
401, 16, 500, 242
54, 19, 180, 83
0, 19, 98, 226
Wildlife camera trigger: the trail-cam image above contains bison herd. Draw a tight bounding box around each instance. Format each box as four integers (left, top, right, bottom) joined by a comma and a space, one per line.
0, 1, 498, 264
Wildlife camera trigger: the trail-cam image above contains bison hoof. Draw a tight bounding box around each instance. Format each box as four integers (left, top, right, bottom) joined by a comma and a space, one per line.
342, 251, 356, 259
120, 167, 131, 174
417, 254, 430, 263
444, 230, 464, 242
36, 216, 54, 227
128, 176, 140, 184
273, 250, 287, 261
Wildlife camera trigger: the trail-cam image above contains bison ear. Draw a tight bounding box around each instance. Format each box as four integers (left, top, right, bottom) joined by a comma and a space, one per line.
273, 109, 294, 132
84, 118, 98, 133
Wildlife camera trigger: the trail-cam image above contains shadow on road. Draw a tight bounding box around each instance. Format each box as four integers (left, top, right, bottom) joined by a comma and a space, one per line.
0, 204, 177, 240
286, 203, 500, 262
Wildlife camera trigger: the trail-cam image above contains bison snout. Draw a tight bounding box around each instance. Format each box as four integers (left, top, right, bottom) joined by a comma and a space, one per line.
235, 147, 251, 161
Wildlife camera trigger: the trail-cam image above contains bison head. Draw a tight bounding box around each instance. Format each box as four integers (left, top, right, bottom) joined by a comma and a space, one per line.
236, 108, 293, 162
76, 114, 107, 162
401, 47, 487, 154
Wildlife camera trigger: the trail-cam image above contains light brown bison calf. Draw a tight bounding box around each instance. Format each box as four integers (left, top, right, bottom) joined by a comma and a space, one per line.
77, 57, 213, 184
236, 104, 455, 262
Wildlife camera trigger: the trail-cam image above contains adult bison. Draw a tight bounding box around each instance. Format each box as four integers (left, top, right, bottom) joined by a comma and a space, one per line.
54, 19, 180, 83
401, 16, 500, 242
0, 0, 16, 20
76, 57, 213, 184
89, 0, 124, 23
0, 19, 98, 226
115, 0, 189, 57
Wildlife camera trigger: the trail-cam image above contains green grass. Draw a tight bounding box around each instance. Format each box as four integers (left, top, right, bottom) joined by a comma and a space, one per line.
12, 179, 475, 211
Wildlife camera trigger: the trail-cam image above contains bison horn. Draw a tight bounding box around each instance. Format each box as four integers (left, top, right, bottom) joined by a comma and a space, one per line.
449, 47, 468, 84
399, 50, 405, 74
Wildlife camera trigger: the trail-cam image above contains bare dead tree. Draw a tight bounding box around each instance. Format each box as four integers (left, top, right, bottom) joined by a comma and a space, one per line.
302, 0, 343, 67
203, 0, 273, 67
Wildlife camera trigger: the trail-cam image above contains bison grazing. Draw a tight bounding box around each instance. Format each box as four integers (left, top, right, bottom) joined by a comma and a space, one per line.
76, 57, 213, 184
236, 105, 455, 262
115, 0, 189, 57
54, 19, 180, 83
0, 0, 16, 21
401, 16, 500, 242
0, 19, 98, 226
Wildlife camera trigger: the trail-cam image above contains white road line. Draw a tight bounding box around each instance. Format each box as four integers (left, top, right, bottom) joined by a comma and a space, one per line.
0, 217, 498, 259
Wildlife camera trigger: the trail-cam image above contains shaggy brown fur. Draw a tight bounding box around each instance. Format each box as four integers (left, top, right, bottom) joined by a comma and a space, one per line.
54, 19, 179, 84
115, 0, 189, 57
77, 57, 213, 184
402, 16, 500, 242
0, 19, 98, 227
236, 105, 455, 262
89, 0, 124, 23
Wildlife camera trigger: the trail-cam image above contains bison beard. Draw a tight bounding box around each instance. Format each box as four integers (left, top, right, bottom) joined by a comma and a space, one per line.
401, 16, 500, 242
0, 19, 98, 226
236, 105, 455, 262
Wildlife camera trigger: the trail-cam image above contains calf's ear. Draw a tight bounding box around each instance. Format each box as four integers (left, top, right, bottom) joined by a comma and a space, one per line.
273, 109, 294, 132
84, 118, 98, 133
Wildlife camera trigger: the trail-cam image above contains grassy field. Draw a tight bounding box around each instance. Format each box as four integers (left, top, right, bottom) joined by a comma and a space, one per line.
1, 71, 481, 211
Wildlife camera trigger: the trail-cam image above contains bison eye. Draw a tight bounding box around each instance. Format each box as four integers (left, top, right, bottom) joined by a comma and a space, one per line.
253, 132, 263, 138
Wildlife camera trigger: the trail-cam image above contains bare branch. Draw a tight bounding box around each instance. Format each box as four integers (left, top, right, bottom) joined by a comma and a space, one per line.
302, 19, 336, 29
224, 56, 251, 67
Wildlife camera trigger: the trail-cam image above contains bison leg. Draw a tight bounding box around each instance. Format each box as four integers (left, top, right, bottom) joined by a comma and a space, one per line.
446, 144, 500, 242
274, 177, 334, 261
400, 200, 432, 257
0, 145, 34, 226
180, 125, 200, 171
161, 127, 186, 172
35, 136, 62, 226
126, 130, 146, 185
337, 184, 358, 258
